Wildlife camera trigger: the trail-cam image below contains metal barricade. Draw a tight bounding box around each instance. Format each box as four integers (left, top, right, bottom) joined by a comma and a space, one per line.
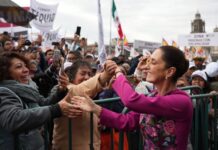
190, 93, 218, 150
66, 91, 218, 150
95, 97, 121, 150
180, 85, 203, 95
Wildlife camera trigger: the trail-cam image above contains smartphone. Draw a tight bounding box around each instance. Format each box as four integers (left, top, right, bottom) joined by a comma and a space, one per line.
65, 44, 68, 49
53, 50, 61, 65
75, 26, 81, 36
53, 49, 61, 58
59, 60, 65, 76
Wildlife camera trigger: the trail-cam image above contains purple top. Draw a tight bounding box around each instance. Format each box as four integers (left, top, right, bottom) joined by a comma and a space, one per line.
100, 75, 193, 150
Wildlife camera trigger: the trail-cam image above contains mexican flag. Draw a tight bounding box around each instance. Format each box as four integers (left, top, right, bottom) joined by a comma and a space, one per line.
112, 0, 124, 39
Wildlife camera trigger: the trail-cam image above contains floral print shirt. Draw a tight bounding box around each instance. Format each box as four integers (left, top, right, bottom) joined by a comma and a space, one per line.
139, 92, 177, 150
140, 114, 177, 149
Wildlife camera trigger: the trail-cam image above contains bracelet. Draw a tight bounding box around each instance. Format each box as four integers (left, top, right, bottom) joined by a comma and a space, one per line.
115, 71, 123, 78
115, 71, 123, 75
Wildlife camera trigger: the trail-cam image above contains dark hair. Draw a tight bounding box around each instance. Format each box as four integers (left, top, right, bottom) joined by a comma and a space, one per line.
65, 60, 91, 82
68, 51, 82, 60
3, 31, 9, 36
190, 77, 210, 93
81, 37, 86, 41
111, 57, 119, 64
0, 52, 29, 81
45, 49, 53, 56
2, 39, 12, 47
160, 46, 189, 82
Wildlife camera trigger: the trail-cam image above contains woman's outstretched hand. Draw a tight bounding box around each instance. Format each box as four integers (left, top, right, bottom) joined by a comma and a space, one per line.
58, 94, 83, 118
71, 95, 102, 117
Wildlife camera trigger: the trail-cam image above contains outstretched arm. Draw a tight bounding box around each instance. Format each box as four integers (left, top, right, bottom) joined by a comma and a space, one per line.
67, 60, 117, 98
71, 96, 140, 131
112, 74, 192, 120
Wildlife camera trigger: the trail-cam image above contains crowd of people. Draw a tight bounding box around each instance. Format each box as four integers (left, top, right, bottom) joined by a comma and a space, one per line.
0, 30, 218, 150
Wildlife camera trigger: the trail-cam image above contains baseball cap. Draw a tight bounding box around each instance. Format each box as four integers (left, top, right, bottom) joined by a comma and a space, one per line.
204, 62, 218, 77
191, 70, 207, 81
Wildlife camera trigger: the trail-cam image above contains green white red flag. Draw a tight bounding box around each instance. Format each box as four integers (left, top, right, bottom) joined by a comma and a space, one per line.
112, 0, 124, 39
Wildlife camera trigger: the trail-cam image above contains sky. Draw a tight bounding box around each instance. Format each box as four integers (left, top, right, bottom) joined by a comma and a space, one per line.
12, 0, 218, 44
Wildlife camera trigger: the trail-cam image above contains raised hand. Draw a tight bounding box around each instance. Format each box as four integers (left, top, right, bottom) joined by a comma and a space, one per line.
99, 60, 118, 86
104, 60, 118, 75
137, 55, 150, 71
58, 71, 70, 90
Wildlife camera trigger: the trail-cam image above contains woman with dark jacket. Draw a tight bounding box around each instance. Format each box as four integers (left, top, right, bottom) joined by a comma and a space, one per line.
0, 52, 81, 150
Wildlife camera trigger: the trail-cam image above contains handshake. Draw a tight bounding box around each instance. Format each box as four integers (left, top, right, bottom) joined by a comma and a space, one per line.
98, 60, 124, 87
57, 60, 123, 118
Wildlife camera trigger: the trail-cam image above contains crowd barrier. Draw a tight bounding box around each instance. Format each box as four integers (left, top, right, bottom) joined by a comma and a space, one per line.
48, 86, 218, 150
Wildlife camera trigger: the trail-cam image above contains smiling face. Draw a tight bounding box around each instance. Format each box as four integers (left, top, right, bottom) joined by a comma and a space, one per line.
146, 49, 170, 84
8, 58, 30, 84
191, 76, 206, 88
4, 40, 13, 51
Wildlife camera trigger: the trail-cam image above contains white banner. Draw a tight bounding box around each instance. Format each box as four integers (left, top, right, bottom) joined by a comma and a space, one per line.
134, 40, 161, 52
30, 0, 59, 31
42, 28, 60, 50
178, 33, 218, 47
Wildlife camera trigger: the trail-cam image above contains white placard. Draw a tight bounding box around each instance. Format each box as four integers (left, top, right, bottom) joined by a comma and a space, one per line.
42, 28, 60, 50
133, 40, 161, 51
178, 33, 218, 47
30, 0, 59, 32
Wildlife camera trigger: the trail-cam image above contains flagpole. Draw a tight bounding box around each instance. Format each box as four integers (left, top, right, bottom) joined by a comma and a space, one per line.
97, 0, 107, 65
109, 0, 112, 55
121, 38, 124, 56
10, 23, 14, 37
30, 27, 33, 41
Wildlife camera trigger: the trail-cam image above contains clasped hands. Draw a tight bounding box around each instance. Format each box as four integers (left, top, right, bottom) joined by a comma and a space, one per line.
58, 60, 121, 118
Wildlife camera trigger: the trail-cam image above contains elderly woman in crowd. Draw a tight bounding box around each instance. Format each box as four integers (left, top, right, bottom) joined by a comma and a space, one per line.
71, 46, 193, 150
52, 60, 117, 150
52, 60, 92, 149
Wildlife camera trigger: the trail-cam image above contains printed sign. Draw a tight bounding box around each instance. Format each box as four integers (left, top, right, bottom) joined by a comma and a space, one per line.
178, 33, 218, 46
30, 0, 59, 31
